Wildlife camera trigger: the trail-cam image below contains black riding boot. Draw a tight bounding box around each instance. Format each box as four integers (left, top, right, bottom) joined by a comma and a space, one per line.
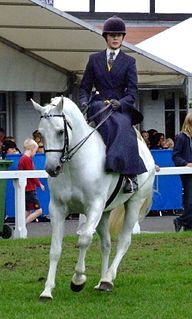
123, 175, 138, 193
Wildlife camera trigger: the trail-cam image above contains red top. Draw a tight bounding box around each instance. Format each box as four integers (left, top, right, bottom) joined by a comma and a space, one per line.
18, 155, 41, 192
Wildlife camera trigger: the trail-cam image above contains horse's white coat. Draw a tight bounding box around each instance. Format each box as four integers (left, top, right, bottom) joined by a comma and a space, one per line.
31, 96, 155, 299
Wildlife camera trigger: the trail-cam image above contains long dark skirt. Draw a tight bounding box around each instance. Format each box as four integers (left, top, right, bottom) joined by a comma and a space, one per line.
88, 101, 146, 175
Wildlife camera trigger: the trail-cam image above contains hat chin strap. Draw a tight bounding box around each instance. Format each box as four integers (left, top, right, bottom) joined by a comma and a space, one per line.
107, 44, 122, 50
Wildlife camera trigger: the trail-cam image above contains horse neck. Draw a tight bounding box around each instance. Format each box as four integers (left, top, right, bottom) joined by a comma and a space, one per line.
66, 105, 93, 146
65, 105, 105, 165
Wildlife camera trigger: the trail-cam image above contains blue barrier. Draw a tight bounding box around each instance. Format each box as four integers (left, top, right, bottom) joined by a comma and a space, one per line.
151, 150, 182, 211
5, 150, 183, 218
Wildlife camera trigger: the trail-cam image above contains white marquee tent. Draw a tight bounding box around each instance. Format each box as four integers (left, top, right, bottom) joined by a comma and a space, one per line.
137, 18, 192, 102
137, 18, 192, 74
0, 0, 190, 91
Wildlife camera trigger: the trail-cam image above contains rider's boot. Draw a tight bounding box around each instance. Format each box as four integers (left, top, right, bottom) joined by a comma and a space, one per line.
123, 175, 138, 193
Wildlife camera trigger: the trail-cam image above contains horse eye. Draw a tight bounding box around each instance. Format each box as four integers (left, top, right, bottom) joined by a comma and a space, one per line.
58, 129, 64, 136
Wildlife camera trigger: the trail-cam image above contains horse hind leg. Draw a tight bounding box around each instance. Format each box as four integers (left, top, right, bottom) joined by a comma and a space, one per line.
94, 211, 112, 291
100, 198, 146, 290
40, 204, 65, 300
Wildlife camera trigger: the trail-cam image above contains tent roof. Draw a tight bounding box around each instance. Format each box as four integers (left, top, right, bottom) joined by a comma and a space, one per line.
0, 0, 190, 87
137, 18, 192, 74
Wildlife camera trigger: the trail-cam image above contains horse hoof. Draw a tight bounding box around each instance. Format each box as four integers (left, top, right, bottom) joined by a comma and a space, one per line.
70, 281, 85, 292
98, 281, 113, 292
39, 295, 53, 302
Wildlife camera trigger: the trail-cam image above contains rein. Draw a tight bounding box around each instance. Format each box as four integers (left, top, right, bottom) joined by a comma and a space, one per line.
41, 104, 114, 164
65, 107, 113, 162
88, 103, 111, 122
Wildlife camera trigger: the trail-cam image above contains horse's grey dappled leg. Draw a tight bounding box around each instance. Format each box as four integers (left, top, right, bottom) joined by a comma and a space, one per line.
71, 200, 105, 291
40, 201, 65, 300
101, 197, 145, 288
94, 211, 111, 289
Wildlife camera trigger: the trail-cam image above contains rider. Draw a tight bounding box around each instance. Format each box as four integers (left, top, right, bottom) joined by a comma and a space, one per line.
79, 16, 146, 193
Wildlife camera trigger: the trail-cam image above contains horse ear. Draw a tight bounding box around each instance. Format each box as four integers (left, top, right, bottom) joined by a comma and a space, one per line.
56, 96, 64, 113
31, 99, 43, 114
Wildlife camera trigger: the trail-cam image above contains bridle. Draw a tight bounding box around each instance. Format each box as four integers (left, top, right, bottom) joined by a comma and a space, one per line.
40, 112, 72, 163
40, 99, 114, 164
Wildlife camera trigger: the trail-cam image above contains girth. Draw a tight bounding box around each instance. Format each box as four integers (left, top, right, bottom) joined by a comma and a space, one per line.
105, 174, 124, 209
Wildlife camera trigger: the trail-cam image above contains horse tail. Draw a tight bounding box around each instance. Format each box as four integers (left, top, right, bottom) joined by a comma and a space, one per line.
109, 205, 125, 238
139, 190, 153, 221
109, 189, 153, 238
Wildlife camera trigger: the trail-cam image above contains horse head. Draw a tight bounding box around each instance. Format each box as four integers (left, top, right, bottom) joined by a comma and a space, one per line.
31, 96, 71, 177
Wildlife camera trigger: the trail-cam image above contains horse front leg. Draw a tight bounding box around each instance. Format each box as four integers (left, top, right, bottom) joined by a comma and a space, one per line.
40, 202, 65, 300
71, 200, 104, 292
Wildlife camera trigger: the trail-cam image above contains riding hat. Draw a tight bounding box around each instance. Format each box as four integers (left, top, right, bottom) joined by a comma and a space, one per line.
102, 16, 126, 37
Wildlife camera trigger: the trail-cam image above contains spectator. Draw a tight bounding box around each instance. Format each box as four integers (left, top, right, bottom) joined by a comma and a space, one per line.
172, 112, 192, 231
0, 127, 5, 152
32, 130, 44, 153
147, 128, 158, 139
4, 135, 16, 142
163, 137, 174, 149
141, 130, 150, 148
149, 133, 165, 149
18, 138, 45, 224
3, 139, 21, 154
158, 133, 165, 148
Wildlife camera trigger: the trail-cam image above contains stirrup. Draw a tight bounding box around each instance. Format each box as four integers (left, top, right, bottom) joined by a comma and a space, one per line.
123, 176, 138, 194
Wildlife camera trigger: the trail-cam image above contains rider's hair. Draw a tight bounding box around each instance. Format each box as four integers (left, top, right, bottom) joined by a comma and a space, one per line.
23, 138, 38, 150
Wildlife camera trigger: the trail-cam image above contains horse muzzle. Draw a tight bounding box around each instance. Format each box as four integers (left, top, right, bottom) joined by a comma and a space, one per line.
46, 165, 61, 177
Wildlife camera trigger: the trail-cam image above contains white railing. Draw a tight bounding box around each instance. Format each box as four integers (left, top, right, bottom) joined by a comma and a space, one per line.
1, 166, 192, 239
0, 170, 48, 239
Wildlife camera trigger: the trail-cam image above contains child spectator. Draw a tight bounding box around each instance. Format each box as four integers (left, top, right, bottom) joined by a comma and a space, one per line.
18, 138, 45, 224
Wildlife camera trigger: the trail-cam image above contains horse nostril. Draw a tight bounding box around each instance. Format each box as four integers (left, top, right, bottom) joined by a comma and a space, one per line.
46, 165, 61, 177
56, 165, 61, 173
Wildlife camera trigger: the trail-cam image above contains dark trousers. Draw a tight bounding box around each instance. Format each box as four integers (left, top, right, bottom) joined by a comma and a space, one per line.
177, 175, 192, 227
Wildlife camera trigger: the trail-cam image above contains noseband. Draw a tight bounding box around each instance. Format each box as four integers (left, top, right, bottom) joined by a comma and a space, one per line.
40, 113, 72, 163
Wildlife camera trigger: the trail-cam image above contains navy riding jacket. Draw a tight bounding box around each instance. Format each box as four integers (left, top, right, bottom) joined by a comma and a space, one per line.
79, 49, 146, 175
172, 132, 192, 166
79, 50, 143, 125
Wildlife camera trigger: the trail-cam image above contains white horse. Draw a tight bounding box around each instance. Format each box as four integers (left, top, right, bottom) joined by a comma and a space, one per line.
31, 96, 155, 300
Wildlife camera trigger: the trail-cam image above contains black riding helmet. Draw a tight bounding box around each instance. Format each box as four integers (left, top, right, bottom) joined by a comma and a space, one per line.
102, 16, 126, 38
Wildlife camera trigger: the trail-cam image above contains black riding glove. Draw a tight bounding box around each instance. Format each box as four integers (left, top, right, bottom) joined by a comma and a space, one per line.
110, 99, 121, 111
81, 102, 89, 113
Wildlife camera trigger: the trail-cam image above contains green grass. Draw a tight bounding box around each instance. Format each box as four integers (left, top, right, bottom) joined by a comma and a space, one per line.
1, 232, 192, 319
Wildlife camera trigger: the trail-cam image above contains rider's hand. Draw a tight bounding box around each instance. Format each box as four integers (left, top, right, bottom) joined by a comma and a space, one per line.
81, 102, 89, 113
110, 99, 121, 111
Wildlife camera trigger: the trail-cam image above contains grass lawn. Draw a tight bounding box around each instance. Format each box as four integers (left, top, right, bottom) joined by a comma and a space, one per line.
0, 232, 192, 319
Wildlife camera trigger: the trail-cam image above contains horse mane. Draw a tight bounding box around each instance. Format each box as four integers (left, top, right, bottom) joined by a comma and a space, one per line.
134, 127, 146, 144
51, 97, 90, 126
